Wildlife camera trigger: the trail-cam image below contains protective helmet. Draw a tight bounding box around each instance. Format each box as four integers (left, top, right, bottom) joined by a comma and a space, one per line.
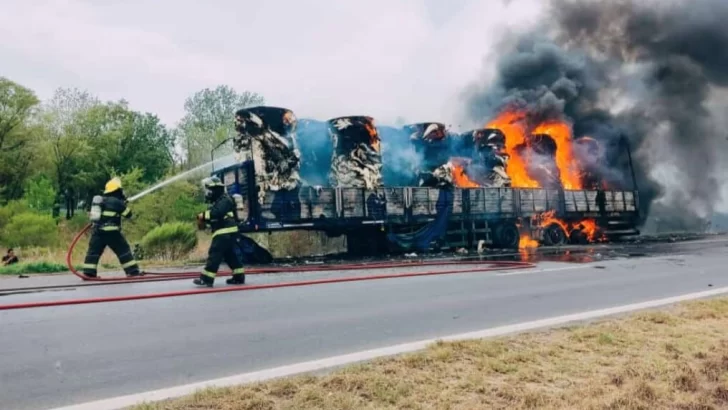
201, 176, 225, 202
104, 177, 122, 194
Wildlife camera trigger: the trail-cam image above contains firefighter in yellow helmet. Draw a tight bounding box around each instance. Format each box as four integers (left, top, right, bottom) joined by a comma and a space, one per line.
82, 177, 143, 278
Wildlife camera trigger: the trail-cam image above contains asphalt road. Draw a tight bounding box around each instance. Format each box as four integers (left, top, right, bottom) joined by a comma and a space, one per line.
1, 239, 727, 410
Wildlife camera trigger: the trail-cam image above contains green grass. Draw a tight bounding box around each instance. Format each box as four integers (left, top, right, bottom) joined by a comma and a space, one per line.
0, 261, 75, 275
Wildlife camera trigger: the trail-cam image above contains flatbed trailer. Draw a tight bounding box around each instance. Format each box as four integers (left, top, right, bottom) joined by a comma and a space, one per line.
213, 158, 641, 255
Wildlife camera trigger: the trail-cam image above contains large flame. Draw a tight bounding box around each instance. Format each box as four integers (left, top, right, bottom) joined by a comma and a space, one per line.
486, 110, 584, 190
486, 111, 540, 188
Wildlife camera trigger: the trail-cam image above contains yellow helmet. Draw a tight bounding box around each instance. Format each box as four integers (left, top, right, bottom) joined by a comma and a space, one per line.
104, 177, 122, 194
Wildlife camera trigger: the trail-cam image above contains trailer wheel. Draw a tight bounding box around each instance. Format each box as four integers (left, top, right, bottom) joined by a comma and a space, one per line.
494, 223, 520, 250
568, 229, 589, 245
542, 223, 567, 246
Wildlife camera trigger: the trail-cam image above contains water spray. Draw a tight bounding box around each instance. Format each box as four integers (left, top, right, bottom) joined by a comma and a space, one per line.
126, 154, 236, 202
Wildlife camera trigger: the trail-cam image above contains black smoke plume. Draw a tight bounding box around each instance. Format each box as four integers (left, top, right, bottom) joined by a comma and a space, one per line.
464, 0, 728, 229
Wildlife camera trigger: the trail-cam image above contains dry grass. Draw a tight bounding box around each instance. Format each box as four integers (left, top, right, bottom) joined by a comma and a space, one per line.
248, 231, 345, 259
9, 230, 345, 274
130, 297, 728, 410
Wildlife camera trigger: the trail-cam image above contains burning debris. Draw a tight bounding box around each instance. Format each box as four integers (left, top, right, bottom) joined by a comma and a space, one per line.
327, 116, 383, 189
233, 106, 302, 203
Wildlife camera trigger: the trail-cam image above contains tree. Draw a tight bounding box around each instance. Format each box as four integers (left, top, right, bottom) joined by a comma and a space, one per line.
0, 78, 41, 202
36, 88, 176, 218
116, 112, 175, 184
36, 87, 99, 218
177, 85, 264, 168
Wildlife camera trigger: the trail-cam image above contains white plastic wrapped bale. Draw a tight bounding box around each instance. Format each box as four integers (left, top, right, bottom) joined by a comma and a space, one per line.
471, 128, 512, 188
403, 122, 452, 187
233, 106, 302, 203
327, 116, 383, 189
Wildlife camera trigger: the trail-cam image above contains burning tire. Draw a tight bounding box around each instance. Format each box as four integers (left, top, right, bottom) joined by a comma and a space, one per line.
542, 223, 567, 246
568, 229, 589, 245
492, 222, 520, 250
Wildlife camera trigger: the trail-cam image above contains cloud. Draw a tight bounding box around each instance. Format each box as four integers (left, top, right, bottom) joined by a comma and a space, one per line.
0, 0, 544, 128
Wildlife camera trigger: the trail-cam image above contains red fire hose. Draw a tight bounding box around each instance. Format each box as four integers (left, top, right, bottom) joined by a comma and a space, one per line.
0, 224, 537, 311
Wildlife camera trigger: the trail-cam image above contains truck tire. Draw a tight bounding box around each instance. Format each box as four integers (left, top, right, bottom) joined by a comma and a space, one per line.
542, 223, 567, 246
493, 223, 520, 250
568, 229, 589, 245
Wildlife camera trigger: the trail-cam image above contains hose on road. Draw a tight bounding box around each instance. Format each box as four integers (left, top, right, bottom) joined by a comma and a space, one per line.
0, 260, 534, 311
0, 225, 537, 311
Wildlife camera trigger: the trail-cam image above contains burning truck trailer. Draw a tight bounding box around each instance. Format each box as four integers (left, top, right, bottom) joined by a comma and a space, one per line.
445, 123, 642, 248
214, 108, 642, 262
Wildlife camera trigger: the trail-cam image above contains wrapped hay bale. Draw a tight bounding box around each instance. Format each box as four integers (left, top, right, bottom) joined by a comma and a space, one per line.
327, 116, 383, 189
233, 106, 302, 202
404, 122, 452, 187
471, 128, 511, 188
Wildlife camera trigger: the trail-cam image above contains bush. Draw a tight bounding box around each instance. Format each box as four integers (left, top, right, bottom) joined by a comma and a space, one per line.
25, 176, 57, 212
124, 180, 206, 240
140, 222, 198, 261
1, 212, 59, 247
0, 199, 31, 231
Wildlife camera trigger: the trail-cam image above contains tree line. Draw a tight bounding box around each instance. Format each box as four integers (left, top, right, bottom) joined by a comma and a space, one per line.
0, 77, 264, 217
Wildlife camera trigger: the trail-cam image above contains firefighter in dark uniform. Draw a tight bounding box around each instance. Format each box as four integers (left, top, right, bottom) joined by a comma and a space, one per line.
82, 177, 143, 277
193, 176, 246, 287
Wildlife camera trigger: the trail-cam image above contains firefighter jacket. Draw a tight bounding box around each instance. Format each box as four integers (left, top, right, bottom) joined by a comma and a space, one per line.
96, 196, 132, 231
199, 194, 239, 237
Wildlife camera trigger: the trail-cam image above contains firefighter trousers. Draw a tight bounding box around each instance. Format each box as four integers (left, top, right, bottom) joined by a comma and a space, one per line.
200, 232, 244, 280
82, 229, 141, 277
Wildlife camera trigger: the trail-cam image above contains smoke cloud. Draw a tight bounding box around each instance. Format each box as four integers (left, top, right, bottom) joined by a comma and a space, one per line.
463, 0, 728, 229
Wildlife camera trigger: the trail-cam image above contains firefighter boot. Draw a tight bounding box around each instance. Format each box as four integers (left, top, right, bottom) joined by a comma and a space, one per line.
193, 274, 214, 287
226, 273, 245, 285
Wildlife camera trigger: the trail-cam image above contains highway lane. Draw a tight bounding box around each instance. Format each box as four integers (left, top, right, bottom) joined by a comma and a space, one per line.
1, 245, 727, 410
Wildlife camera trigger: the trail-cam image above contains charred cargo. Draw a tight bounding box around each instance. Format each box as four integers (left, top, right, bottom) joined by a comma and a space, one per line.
217, 110, 641, 258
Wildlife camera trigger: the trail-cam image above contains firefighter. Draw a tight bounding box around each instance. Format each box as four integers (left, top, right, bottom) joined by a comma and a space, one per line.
82, 177, 143, 277
193, 176, 246, 287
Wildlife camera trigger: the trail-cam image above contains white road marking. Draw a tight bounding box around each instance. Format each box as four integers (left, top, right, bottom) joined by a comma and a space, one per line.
46, 285, 728, 410
494, 264, 591, 276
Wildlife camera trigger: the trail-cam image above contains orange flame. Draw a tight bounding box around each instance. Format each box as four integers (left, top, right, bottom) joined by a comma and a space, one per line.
364, 121, 381, 153
486, 111, 540, 188
537, 210, 605, 243
518, 233, 539, 259
574, 219, 604, 242
485, 109, 584, 190
532, 121, 582, 190
538, 210, 570, 234
450, 158, 481, 188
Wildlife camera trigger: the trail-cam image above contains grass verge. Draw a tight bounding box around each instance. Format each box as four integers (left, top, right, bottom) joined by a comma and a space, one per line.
131, 296, 728, 410
0, 261, 75, 275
